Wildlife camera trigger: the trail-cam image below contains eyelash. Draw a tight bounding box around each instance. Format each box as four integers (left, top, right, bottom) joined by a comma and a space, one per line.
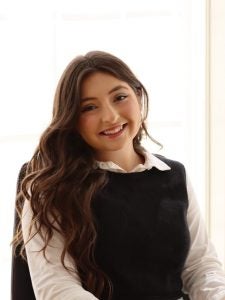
80, 94, 128, 113
115, 94, 128, 102
80, 105, 97, 113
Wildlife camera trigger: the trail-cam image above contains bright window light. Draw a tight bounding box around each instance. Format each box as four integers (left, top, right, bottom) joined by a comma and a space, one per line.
0, 0, 206, 298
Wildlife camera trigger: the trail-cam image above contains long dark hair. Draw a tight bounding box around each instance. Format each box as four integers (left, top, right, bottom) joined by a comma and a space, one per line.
13, 51, 156, 299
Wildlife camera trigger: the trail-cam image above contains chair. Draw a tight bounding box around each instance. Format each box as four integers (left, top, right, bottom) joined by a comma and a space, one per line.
11, 163, 36, 300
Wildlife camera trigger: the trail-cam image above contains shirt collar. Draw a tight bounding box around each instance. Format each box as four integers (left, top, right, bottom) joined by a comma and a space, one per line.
96, 149, 171, 173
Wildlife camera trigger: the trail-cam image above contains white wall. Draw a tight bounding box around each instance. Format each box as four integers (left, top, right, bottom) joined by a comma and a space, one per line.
1, 0, 223, 298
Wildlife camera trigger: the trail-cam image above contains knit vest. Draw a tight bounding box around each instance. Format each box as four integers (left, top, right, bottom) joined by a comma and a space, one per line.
92, 156, 190, 300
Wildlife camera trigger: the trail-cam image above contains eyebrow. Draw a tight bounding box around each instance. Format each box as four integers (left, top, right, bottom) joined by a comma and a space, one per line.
81, 85, 129, 102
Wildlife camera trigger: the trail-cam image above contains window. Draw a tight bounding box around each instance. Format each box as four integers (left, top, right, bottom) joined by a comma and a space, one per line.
207, 0, 225, 270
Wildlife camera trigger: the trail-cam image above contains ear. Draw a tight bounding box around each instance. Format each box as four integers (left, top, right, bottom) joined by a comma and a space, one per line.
135, 87, 142, 106
136, 87, 142, 97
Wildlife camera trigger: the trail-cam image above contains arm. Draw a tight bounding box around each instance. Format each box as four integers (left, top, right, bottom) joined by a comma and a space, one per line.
182, 176, 225, 300
22, 199, 99, 300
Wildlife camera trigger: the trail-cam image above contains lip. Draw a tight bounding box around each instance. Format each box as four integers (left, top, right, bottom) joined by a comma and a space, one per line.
99, 123, 127, 137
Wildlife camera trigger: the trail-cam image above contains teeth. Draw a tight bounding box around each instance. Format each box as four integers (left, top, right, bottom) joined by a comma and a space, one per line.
103, 125, 123, 135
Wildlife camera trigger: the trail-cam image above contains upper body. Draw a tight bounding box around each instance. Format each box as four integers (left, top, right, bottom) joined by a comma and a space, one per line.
14, 50, 225, 300
22, 150, 225, 300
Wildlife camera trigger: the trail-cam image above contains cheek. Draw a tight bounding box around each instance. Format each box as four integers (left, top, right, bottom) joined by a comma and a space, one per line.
77, 114, 97, 134
124, 101, 142, 120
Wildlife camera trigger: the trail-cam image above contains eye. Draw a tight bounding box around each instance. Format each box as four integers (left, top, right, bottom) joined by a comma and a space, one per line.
115, 94, 128, 102
80, 104, 97, 113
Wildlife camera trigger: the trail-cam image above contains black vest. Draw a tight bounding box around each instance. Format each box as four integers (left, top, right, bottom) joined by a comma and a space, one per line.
92, 156, 190, 300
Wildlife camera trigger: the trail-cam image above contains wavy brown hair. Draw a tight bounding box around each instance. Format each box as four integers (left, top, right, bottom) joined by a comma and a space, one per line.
13, 51, 158, 299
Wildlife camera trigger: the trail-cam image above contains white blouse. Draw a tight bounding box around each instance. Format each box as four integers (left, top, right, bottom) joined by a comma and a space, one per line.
22, 152, 225, 300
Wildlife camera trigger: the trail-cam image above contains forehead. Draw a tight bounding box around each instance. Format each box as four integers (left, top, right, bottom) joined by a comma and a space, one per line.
80, 72, 130, 97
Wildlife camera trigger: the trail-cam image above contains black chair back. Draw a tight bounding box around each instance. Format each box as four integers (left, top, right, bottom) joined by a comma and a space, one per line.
11, 163, 36, 300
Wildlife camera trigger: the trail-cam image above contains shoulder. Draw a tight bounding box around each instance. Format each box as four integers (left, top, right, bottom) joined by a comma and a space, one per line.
153, 153, 186, 170
152, 154, 187, 182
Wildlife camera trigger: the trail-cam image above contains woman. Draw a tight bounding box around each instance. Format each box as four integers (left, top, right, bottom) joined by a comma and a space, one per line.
13, 51, 225, 300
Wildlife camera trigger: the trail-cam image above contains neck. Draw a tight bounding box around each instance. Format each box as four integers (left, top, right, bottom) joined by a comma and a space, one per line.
95, 145, 144, 172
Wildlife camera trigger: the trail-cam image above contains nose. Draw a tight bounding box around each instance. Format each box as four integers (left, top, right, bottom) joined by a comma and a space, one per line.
101, 103, 119, 123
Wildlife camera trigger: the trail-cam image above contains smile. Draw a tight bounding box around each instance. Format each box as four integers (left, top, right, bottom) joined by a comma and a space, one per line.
100, 124, 127, 136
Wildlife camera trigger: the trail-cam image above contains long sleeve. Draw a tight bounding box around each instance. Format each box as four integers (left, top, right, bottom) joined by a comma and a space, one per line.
182, 176, 225, 300
22, 199, 99, 300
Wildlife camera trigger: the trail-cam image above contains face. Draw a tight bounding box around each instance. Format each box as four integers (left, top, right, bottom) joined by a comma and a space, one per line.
77, 72, 142, 161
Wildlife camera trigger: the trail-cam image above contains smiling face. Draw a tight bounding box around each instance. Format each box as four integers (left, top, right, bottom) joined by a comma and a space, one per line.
77, 71, 142, 162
